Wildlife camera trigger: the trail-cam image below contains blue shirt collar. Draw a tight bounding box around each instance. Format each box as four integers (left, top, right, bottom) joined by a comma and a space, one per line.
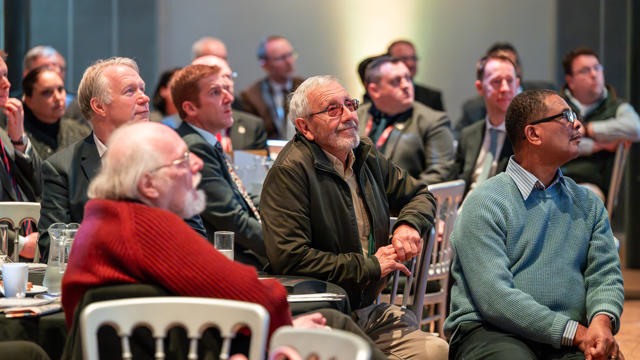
505, 156, 565, 200
186, 123, 218, 147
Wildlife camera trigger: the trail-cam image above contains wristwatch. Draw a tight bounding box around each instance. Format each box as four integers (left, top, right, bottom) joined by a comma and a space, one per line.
10, 134, 27, 146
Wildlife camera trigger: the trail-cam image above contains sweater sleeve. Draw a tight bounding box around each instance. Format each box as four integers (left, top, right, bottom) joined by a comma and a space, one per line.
583, 198, 624, 334
129, 205, 292, 337
451, 190, 571, 348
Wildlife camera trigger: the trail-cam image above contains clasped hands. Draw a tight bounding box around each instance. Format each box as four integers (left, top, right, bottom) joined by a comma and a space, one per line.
374, 224, 422, 278
574, 314, 624, 360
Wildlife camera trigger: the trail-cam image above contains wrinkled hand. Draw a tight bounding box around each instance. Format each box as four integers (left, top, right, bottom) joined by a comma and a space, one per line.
575, 315, 619, 360
391, 224, 422, 262
2, 98, 26, 152
374, 244, 410, 278
292, 312, 328, 329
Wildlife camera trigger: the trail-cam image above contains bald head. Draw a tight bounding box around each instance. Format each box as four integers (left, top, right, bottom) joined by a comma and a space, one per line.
192, 55, 235, 93
192, 37, 228, 60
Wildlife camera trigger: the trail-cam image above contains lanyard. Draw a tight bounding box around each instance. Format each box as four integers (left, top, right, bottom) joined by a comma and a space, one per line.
365, 118, 395, 149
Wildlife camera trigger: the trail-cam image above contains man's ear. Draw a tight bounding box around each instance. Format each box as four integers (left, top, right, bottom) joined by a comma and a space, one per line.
90, 97, 107, 117
475, 80, 483, 96
182, 101, 197, 117
523, 124, 543, 146
138, 173, 160, 200
295, 117, 315, 141
565, 74, 574, 90
367, 82, 379, 100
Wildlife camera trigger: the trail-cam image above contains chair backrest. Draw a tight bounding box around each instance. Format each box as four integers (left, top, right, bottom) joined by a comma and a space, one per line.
0, 201, 41, 261
80, 297, 270, 360
606, 141, 631, 222
269, 326, 371, 360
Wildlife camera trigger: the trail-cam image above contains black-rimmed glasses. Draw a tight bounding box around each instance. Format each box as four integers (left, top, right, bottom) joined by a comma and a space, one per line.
149, 152, 190, 173
528, 109, 577, 126
308, 99, 359, 118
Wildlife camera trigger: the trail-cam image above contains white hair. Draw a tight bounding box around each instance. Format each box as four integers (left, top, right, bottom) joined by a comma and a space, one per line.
23, 46, 59, 71
287, 75, 339, 126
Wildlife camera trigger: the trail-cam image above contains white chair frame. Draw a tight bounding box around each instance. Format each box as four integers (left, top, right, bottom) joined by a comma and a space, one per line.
0, 201, 41, 262
269, 326, 371, 360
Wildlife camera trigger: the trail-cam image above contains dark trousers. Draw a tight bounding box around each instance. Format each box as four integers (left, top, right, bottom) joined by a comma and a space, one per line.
449, 322, 585, 360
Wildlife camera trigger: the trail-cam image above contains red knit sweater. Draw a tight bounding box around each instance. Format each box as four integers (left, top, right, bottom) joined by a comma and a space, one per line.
61, 199, 292, 336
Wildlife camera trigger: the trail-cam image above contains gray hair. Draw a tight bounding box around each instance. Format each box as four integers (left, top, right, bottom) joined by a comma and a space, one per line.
77, 57, 139, 122
23, 46, 59, 71
192, 37, 226, 59
288, 75, 339, 126
87, 122, 164, 201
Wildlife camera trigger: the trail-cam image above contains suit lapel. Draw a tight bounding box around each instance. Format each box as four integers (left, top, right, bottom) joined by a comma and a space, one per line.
79, 135, 101, 184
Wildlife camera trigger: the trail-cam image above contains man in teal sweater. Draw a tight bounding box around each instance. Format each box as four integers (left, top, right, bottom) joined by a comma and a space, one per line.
445, 89, 624, 360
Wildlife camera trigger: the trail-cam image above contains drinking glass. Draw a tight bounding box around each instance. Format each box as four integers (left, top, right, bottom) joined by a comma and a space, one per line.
0, 224, 9, 264
214, 231, 234, 260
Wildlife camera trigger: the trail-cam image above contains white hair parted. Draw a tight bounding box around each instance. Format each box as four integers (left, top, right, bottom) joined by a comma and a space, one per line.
287, 75, 339, 127
87, 122, 163, 201
77, 57, 139, 122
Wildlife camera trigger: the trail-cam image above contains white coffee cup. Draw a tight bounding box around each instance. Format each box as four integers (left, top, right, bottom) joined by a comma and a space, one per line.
2, 262, 28, 298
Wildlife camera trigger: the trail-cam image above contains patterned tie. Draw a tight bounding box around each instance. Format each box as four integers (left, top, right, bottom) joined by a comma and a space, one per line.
215, 142, 262, 223
478, 128, 501, 183
0, 137, 33, 234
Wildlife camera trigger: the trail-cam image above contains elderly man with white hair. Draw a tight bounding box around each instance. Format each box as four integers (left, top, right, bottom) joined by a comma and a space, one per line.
37, 57, 207, 260
261, 75, 449, 359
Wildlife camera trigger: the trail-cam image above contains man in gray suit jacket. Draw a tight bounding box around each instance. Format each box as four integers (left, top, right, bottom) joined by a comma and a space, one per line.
454, 55, 519, 197
171, 64, 266, 269
358, 56, 455, 185
38, 58, 155, 259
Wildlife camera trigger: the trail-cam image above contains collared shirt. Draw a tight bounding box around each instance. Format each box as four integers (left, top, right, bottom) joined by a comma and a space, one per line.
93, 133, 108, 158
322, 149, 371, 255
505, 155, 616, 345
505, 156, 564, 200
469, 117, 507, 191
186, 123, 219, 148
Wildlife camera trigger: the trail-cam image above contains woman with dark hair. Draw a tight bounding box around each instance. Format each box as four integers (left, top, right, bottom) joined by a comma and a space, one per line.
150, 67, 180, 124
22, 66, 90, 158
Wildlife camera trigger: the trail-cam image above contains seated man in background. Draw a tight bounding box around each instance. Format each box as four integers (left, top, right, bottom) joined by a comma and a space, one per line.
62, 121, 388, 360
261, 75, 448, 359
0, 50, 41, 258
358, 55, 455, 185
172, 64, 266, 268
454, 55, 518, 197
560, 46, 640, 200
38, 57, 206, 260
22, 66, 90, 159
445, 89, 624, 359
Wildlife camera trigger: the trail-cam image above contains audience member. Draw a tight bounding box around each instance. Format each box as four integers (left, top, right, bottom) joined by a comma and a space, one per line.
38, 57, 206, 260
261, 75, 449, 359
191, 55, 267, 151
445, 89, 624, 359
454, 55, 517, 196
171, 64, 266, 268
358, 56, 455, 185
457, 42, 557, 134
357, 54, 384, 103
240, 36, 303, 140
191, 36, 228, 60
150, 67, 180, 123
22, 45, 85, 124
62, 121, 388, 360
22, 66, 90, 159
387, 39, 444, 111
0, 50, 41, 258
560, 46, 640, 200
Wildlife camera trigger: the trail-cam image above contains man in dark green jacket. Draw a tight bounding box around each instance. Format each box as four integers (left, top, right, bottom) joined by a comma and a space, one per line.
261, 75, 448, 360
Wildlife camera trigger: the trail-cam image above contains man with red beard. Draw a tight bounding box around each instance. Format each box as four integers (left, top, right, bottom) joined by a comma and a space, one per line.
454, 54, 519, 197
357, 55, 455, 186
172, 64, 267, 269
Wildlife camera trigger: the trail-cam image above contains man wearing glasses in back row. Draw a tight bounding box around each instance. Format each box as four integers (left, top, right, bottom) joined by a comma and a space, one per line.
445, 89, 624, 360
560, 46, 640, 201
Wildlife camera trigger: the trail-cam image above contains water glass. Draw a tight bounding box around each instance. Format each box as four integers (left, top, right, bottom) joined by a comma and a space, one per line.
0, 224, 8, 264
214, 231, 234, 260
2, 262, 28, 298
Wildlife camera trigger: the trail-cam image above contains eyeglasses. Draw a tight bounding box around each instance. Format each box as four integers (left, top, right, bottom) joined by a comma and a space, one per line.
266, 51, 298, 63
308, 99, 359, 118
574, 64, 604, 76
528, 109, 577, 126
149, 152, 190, 173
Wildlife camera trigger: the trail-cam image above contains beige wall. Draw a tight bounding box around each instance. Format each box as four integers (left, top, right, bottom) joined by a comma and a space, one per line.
158, 0, 557, 124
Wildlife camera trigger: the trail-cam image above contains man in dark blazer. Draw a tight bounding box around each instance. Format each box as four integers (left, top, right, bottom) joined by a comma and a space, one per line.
456, 43, 557, 135
387, 40, 444, 111
240, 36, 304, 140
38, 58, 157, 260
171, 64, 266, 269
455, 55, 518, 197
